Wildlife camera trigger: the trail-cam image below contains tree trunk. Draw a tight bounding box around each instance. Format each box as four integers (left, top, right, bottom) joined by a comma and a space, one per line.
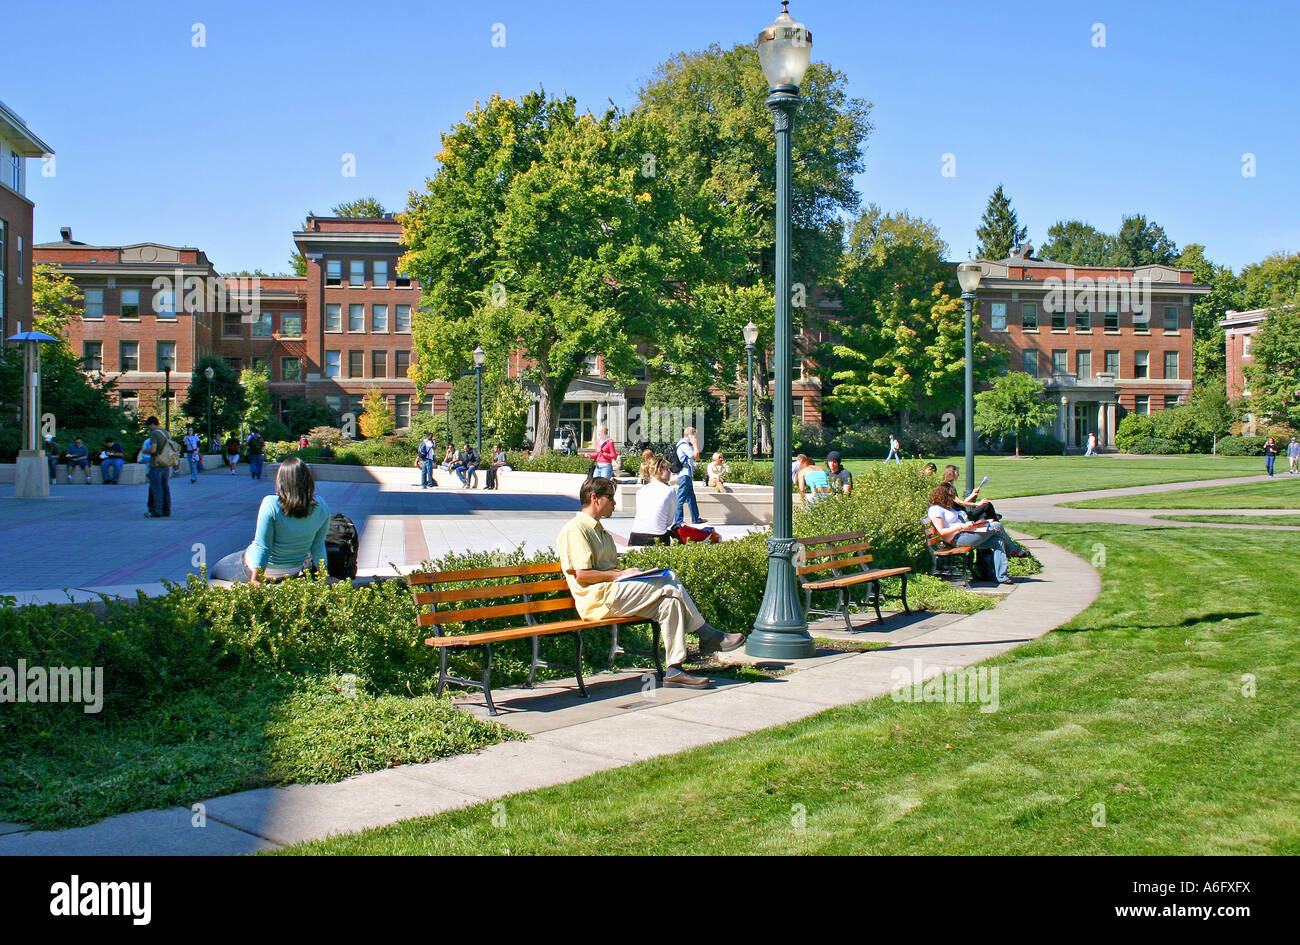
531, 377, 557, 459
1014, 424, 1021, 458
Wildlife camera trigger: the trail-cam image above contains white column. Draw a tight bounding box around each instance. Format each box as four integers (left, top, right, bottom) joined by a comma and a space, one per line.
1106, 403, 1116, 444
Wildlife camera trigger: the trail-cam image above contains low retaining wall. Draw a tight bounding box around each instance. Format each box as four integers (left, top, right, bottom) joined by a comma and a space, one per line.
0, 462, 149, 485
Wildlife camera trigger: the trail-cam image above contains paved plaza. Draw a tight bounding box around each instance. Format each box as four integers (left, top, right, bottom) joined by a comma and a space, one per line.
0, 471, 755, 604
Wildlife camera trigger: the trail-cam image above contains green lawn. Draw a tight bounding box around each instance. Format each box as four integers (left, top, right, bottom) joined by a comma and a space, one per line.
1154, 513, 1300, 526
279, 523, 1300, 856
1067, 478, 1300, 510
797, 454, 1265, 500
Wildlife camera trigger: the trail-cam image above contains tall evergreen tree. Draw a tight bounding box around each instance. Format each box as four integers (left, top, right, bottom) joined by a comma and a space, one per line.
975, 184, 1027, 260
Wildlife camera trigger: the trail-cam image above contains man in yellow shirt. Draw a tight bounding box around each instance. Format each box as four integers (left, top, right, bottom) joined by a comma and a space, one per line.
557, 476, 744, 689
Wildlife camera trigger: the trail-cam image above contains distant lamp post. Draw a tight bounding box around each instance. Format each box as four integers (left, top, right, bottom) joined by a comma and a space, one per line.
1061, 394, 1070, 454
743, 319, 759, 459
956, 258, 983, 493
472, 345, 486, 454
203, 365, 215, 446
162, 357, 173, 432
7, 324, 59, 499
748, 2, 816, 661
445, 390, 452, 444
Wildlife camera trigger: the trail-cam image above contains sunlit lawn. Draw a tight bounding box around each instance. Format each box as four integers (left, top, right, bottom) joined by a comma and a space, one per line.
1066, 478, 1300, 510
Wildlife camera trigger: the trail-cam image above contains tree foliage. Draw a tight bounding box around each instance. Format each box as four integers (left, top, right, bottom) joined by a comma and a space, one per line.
975, 185, 1027, 260
331, 197, 387, 218
1239, 251, 1300, 309
240, 368, 271, 433
1173, 244, 1243, 382
974, 372, 1059, 457
1242, 304, 1300, 429
1037, 215, 1178, 267
358, 388, 395, 439
183, 356, 247, 439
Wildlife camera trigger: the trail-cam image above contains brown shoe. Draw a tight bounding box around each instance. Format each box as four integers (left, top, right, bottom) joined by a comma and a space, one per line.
663, 669, 713, 689
698, 630, 745, 654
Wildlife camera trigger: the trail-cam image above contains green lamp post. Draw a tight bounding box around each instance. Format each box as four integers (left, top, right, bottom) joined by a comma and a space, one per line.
743, 319, 759, 459
472, 344, 486, 455
747, 2, 816, 660
956, 259, 983, 494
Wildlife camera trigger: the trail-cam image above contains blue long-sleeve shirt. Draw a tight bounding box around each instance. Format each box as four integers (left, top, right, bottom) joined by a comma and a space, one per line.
246, 494, 332, 572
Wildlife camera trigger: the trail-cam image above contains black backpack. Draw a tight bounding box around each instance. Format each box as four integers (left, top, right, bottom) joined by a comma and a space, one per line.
668, 440, 689, 475
325, 513, 358, 579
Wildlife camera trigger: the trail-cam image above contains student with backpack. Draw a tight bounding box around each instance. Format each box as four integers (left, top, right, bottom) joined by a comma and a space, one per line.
182, 426, 202, 482
141, 416, 177, 517
247, 429, 266, 480
671, 426, 707, 528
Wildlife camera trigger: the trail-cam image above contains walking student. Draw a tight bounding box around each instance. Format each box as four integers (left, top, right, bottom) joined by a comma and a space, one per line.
1288, 436, 1299, 475
182, 426, 201, 482
1264, 437, 1279, 477
592, 427, 618, 479
247, 428, 266, 480
672, 426, 707, 527
224, 435, 241, 475
417, 432, 438, 488
884, 434, 902, 464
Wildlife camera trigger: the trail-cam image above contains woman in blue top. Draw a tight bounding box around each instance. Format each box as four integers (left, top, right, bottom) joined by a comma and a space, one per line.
210, 458, 332, 585
796, 456, 832, 507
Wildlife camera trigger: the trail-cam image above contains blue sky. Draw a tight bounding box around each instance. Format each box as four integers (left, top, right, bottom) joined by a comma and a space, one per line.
8, 0, 1299, 273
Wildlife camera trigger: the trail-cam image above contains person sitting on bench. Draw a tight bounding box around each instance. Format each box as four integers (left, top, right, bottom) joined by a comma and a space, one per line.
942, 465, 1000, 521
557, 476, 744, 689
927, 482, 1027, 585
64, 437, 92, 483
100, 438, 126, 484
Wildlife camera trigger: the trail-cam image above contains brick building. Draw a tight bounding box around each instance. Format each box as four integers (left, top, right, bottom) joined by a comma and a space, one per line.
971, 247, 1208, 450
1, 99, 54, 341
1220, 308, 1267, 401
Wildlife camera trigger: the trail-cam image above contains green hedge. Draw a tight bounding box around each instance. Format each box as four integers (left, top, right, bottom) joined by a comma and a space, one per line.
1214, 435, 1269, 457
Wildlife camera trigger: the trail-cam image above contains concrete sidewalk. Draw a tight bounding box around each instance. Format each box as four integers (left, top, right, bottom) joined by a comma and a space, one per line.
0, 528, 1094, 855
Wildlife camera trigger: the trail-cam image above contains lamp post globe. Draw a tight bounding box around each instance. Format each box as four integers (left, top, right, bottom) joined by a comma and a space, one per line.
747, 3, 816, 660
957, 259, 983, 494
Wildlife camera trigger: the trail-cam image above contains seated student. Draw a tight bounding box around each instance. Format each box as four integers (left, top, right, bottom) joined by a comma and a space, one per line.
43, 434, 62, 484
440, 444, 458, 472
558, 476, 744, 689
790, 453, 807, 485
100, 438, 126, 484
210, 458, 331, 585
455, 444, 480, 488
927, 482, 1028, 586
796, 455, 832, 507
706, 452, 731, 493
637, 448, 656, 484
825, 451, 852, 495
629, 458, 679, 546
920, 462, 938, 478
64, 437, 92, 483
942, 464, 1000, 521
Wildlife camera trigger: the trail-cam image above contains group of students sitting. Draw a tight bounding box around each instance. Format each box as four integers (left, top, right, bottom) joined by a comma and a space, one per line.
924, 463, 1029, 584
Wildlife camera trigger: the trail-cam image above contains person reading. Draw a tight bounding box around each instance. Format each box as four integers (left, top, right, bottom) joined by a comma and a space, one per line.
557, 476, 743, 689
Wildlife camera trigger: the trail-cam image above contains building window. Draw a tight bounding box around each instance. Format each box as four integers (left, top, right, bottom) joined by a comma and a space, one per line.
1021, 303, 1038, 330
325, 351, 340, 378
394, 397, 410, 430
325, 395, 342, 413
252, 312, 272, 336
119, 389, 139, 412
1163, 306, 1179, 332
1076, 310, 1091, 331
222, 312, 242, 337
349, 350, 364, 378
1052, 309, 1067, 331
1134, 351, 1149, 379
1022, 350, 1038, 377
349, 394, 364, 418
281, 313, 303, 337
1104, 310, 1119, 332
395, 350, 410, 377
632, 356, 648, 380
584, 355, 600, 375
792, 396, 805, 422
1135, 395, 1150, 415
83, 341, 103, 371
349, 304, 365, 332
1165, 395, 1181, 409
156, 341, 176, 371
326, 260, 342, 286
373, 260, 388, 287
1242, 335, 1253, 358
990, 302, 1007, 332
320, 303, 339, 332
1076, 350, 1092, 381
225, 357, 243, 374
16, 235, 22, 282
395, 304, 411, 333
1104, 349, 1119, 375
349, 260, 365, 286
154, 289, 176, 320
1164, 351, 1179, 379
10, 152, 20, 191
1052, 350, 1068, 375
120, 341, 139, 372
84, 289, 104, 319
371, 304, 388, 332
282, 357, 302, 382
372, 350, 388, 378
395, 269, 411, 288
121, 289, 140, 319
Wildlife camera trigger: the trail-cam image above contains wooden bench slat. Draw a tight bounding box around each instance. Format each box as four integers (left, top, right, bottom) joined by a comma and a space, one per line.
799, 531, 867, 546
804, 566, 912, 590
418, 596, 574, 627
803, 541, 874, 561
413, 578, 570, 605
799, 552, 876, 575
425, 614, 646, 647
407, 561, 562, 585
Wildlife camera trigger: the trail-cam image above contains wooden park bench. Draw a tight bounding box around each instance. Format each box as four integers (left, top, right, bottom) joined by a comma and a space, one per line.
795, 531, 911, 633
921, 517, 975, 584
408, 561, 662, 715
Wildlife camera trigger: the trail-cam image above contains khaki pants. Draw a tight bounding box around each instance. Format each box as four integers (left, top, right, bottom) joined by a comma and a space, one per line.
603, 573, 706, 668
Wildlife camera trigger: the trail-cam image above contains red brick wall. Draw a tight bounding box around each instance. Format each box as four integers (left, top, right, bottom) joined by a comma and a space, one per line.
0, 186, 34, 339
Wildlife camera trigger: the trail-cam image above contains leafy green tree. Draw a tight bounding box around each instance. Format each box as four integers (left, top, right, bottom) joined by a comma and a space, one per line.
1239, 251, 1300, 309
280, 396, 338, 437
240, 368, 271, 433
1038, 220, 1113, 265
358, 388, 395, 439
1174, 244, 1243, 382
975, 185, 1027, 260
485, 378, 532, 449
1111, 214, 1177, 266
447, 374, 483, 448
841, 205, 950, 310
31, 263, 84, 339
1242, 304, 1300, 429
827, 285, 1003, 427
332, 197, 387, 218
974, 372, 1059, 457
183, 356, 247, 439
642, 372, 724, 452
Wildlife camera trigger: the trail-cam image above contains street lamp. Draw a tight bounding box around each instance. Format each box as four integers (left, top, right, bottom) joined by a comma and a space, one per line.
6, 324, 58, 498
956, 258, 983, 494
162, 357, 173, 432
743, 320, 759, 459
472, 345, 486, 455
748, 2, 816, 660
203, 365, 215, 447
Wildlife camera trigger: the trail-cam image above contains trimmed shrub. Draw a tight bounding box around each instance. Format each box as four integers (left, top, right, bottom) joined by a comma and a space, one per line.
1214, 435, 1269, 456
506, 449, 593, 474
1012, 429, 1066, 455
1129, 436, 1183, 455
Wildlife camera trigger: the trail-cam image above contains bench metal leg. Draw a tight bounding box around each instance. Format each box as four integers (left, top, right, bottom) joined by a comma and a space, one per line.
869, 580, 884, 624
608, 624, 623, 672
480, 643, 498, 716
573, 631, 588, 698
528, 635, 542, 688
900, 573, 911, 614
840, 587, 855, 633
436, 646, 449, 698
